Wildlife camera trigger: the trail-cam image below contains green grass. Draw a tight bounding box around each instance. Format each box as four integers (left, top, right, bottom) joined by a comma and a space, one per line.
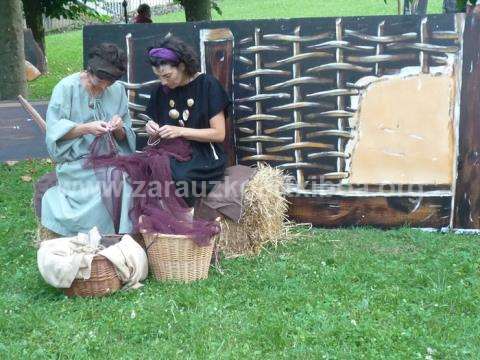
28, 0, 444, 100
0, 160, 479, 358
154, 0, 444, 23
28, 31, 83, 100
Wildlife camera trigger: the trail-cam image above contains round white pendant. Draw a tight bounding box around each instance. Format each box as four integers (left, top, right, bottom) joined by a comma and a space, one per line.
169, 109, 180, 120
182, 109, 190, 121
187, 98, 194, 107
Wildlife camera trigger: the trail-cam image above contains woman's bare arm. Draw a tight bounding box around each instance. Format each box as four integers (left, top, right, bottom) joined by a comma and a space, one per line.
156, 111, 226, 143
60, 121, 109, 140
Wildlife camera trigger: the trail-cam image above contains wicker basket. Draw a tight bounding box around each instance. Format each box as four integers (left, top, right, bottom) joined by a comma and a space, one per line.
142, 232, 215, 283
131, 233, 146, 250
63, 255, 121, 297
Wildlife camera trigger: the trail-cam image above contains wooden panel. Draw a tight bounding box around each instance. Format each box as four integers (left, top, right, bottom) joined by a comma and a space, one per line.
203, 33, 236, 166
288, 195, 451, 228
453, 13, 480, 228
0, 101, 49, 161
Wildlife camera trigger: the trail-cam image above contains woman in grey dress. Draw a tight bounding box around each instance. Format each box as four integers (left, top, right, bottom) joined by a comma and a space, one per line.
41, 43, 136, 236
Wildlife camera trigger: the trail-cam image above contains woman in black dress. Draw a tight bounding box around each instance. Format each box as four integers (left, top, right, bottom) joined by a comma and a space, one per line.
144, 36, 230, 206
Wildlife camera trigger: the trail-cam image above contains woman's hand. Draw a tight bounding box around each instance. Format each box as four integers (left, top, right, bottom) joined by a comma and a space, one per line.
158, 125, 184, 139
84, 121, 109, 136
109, 115, 127, 141
108, 115, 123, 132
145, 120, 161, 136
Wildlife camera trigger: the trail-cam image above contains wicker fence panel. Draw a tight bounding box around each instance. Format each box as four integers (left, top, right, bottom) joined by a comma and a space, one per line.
234, 16, 460, 191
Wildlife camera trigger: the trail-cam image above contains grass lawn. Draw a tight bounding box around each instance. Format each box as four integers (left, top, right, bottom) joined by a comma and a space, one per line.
28, 31, 83, 100
154, 0, 444, 22
28, 0, 444, 100
0, 160, 479, 358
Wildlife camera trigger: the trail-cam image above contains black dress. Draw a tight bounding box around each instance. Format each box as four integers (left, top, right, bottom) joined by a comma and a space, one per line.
145, 73, 231, 205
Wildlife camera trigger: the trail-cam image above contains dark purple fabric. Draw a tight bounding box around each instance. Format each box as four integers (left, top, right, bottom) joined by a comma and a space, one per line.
134, 14, 153, 23
85, 133, 124, 233
86, 134, 220, 246
148, 48, 180, 64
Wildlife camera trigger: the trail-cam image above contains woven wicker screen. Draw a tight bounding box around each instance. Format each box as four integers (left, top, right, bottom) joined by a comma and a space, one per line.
233, 16, 461, 191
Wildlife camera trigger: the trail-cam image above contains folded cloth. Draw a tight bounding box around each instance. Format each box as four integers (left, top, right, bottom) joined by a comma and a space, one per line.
37, 227, 148, 290
37, 227, 102, 288
195, 165, 256, 222
99, 235, 148, 290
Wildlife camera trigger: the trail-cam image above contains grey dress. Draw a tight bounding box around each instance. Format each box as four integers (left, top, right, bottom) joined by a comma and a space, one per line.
41, 73, 136, 235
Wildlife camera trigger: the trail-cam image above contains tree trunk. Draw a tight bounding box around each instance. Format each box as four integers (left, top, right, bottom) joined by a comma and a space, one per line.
0, 0, 27, 100
22, 0, 45, 54
182, 0, 212, 21
443, 0, 459, 12
416, 0, 429, 14
404, 0, 429, 15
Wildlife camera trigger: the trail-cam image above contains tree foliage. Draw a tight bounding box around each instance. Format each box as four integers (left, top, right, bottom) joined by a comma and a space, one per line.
456, 0, 478, 11
174, 0, 222, 21
22, 0, 100, 59
23, 0, 98, 20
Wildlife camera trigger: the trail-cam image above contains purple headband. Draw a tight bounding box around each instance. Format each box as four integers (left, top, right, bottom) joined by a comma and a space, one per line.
148, 47, 180, 64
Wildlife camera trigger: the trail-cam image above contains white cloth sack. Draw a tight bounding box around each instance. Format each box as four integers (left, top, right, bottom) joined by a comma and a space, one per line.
37, 228, 148, 290
37, 227, 102, 288
99, 235, 148, 290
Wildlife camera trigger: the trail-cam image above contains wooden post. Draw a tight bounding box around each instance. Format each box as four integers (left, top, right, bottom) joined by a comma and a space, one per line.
420, 18, 430, 74
335, 19, 347, 176
375, 21, 385, 76
126, 33, 136, 104
200, 28, 236, 166
253, 28, 264, 168
292, 26, 305, 189
453, 13, 480, 228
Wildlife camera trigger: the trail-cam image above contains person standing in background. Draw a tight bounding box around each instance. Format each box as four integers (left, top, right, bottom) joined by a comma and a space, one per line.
134, 4, 153, 23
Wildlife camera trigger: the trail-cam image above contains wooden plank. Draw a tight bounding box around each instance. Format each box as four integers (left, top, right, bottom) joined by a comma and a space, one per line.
202, 31, 236, 166
288, 195, 451, 228
0, 101, 48, 161
453, 13, 480, 228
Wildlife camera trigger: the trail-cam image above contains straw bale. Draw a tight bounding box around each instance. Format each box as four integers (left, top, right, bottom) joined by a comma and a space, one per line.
218, 164, 289, 257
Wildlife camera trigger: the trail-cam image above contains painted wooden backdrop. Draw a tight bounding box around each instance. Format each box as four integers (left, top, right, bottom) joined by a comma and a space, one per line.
7, 13, 480, 230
